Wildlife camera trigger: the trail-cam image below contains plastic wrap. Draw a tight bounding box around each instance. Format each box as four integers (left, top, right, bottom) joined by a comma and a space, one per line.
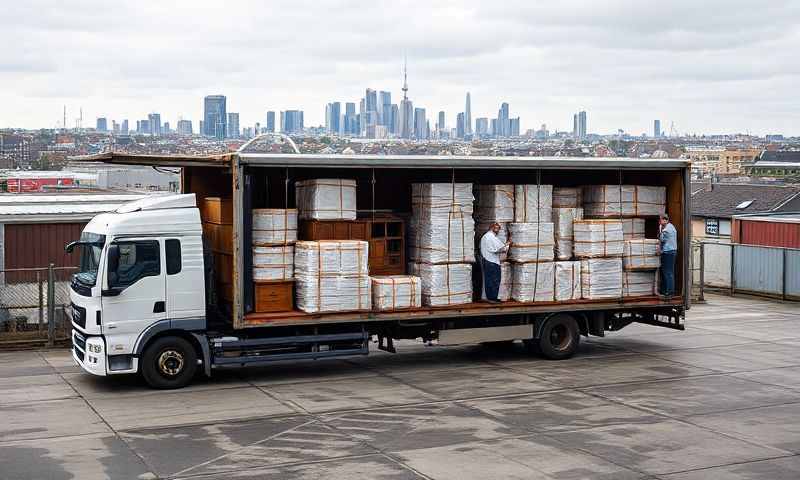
415, 263, 473, 306
623, 270, 658, 297
296, 179, 357, 220
480, 261, 511, 301
514, 184, 553, 223
409, 212, 475, 264
294, 240, 368, 276
573, 220, 624, 258
553, 187, 582, 208
555, 261, 582, 301
411, 183, 474, 220
622, 218, 646, 240
252, 209, 298, 245
371, 275, 422, 311
252, 245, 294, 281
511, 262, 555, 302
580, 258, 623, 299
582, 185, 666, 217
475, 223, 509, 262
508, 223, 555, 263
295, 274, 371, 313
623, 239, 661, 270
475, 185, 514, 222
552, 208, 583, 260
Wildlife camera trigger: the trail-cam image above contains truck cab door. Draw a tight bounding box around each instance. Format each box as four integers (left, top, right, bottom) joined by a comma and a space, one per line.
102, 239, 166, 345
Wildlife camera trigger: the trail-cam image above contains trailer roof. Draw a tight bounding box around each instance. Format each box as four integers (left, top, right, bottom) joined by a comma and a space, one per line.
71, 152, 690, 170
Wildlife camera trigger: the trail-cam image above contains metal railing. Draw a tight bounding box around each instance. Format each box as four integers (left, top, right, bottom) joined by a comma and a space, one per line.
0, 265, 77, 347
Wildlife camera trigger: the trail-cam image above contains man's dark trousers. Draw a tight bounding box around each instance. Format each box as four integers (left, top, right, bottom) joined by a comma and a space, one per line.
660, 250, 677, 296
482, 259, 501, 301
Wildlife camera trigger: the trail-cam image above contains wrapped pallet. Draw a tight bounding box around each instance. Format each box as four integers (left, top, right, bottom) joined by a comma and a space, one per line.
552, 207, 583, 260
507, 222, 555, 262
514, 184, 553, 223
582, 185, 666, 217
415, 263, 473, 306
480, 261, 511, 301
623, 270, 658, 297
475, 222, 509, 262
581, 258, 623, 300
573, 220, 624, 258
410, 212, 475, 264
623, 239, 660, 270
554, 261, 582, 301
295, 275, 371, 313
294, 240, 368, 276
252, 245, 294, 281
511, 262, 555, 302
252, 209, 298, 245
371, 275, 422, 311
296, 179, 357, 220
411, 183, 474, 221
475, 185, 514, 222
553, 187, 582, 208
622, 218, 646, 240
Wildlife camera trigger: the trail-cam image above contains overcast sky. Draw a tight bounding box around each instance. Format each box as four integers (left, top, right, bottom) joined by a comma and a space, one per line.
3, 0, 799, 135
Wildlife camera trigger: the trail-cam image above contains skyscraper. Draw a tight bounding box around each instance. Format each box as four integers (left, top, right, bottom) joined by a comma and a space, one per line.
266, 111, 276, 133
399, 58, 414, 139
330, 102, 341, 134
390, 104, 399, 136
204, 95, 227, 139
456, 112, 465, 139
510, 117, 520, 137
654, 119, 662, 138
365, 89, 378, 114
414, 107, 427, 139
148, 113, 161, 136
96, 118, 107, 132
573, 114, 578, 138
163, 122, 170, 134
475, 118, 488, 137
177, 119, 193, 135
344, 102, 357, 135
437, 111, 445, 132
378, 91, 391, 126
496, 102, 510, 137
281, 110, 304, 134
121, 119, 129, 135
578, 111, 587, 139
465, 92, 472, 136
227, 112, 240, 138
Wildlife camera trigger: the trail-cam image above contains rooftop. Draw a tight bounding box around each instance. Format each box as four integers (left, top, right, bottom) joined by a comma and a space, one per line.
0, 192, 155, 223
691, 182, 800, 218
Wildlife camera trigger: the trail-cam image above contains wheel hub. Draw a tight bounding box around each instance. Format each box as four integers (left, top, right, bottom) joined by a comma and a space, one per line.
157, 350, 184, 376
550, 325, 572, 351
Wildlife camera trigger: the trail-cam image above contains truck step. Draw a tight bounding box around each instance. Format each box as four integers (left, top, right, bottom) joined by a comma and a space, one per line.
210, 331, 369, 368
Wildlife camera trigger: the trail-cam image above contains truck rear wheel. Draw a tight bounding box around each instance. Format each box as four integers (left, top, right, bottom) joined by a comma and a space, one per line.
535, 314, 580, 360
141, 336, 197, 389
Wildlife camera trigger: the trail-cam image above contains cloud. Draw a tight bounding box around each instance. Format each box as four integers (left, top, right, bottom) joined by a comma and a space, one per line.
1, 0, 799, 135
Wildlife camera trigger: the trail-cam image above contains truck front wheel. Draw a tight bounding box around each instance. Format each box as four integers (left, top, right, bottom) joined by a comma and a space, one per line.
534, 314, 580, 360
141, 336, 197, 389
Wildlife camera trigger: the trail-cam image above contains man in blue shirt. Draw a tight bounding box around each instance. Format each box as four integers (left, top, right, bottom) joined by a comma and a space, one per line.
658, 213, 678, 297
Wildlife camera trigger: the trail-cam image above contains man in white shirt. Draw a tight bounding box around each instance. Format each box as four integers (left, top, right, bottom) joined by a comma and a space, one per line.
480, 223, 511, 303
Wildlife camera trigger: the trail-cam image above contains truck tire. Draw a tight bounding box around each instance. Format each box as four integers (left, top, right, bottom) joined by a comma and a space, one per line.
141, 336, 197, 389
536, 314, 580, 360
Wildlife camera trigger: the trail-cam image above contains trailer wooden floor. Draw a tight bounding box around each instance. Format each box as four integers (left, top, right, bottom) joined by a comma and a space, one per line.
243, 295, 685, 327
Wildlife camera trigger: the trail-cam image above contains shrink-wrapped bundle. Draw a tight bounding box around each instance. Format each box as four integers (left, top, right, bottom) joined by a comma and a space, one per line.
475, 223, 509, 262
252, 245, 294, 281
294, 240, 368, 276
580, 258, 623, 300
507, 222, 555, 262
371, 276, 422, 311
295, 275, 371, 313
475, 185, 514, 222
573, 220, 624, 258
555, 261, 582, 301
511, 262, 555, 302
552, 208, 583, 260
411, 183, 474, 221
296, 179, 357, 220
623, 239, 661, 270
622, 218, 646, 240
409, 212, 475, 264
582, 185, 666, 217
623, 270, 658, 297
415, 263, 473, 306
553, 187, 582, 208
252, 209, 298, 245
480, 261, 511, 301
514, 185, 553, 223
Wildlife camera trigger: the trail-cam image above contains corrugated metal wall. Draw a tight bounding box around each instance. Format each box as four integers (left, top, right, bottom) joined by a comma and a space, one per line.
734, 219, 800, 249
3, 223, 85, 282
734, 245, 784, 295
788, 250, 800, 297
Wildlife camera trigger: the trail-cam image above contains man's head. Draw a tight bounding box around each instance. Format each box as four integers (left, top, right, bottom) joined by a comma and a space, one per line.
490, 222, 501, 234
659, 214, 670, 226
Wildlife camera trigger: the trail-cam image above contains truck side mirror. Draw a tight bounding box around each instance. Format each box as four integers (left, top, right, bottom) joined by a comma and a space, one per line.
65, 241, 78, 253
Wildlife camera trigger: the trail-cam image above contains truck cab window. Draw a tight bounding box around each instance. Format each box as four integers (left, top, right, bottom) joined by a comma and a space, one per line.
110, 241, 160, 288
166, 239, 181, 275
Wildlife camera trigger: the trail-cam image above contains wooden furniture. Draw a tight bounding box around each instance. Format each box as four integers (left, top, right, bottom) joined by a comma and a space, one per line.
201, 197, 234, 301
254, 280, 294, 313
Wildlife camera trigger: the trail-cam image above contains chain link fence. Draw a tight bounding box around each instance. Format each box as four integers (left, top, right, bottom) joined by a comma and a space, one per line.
0, 265, 76, 347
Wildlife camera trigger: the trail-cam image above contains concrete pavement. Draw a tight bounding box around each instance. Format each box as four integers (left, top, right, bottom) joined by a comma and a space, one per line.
1, 293, 800, 479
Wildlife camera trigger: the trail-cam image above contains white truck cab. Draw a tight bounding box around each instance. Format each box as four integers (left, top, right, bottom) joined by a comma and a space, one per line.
68, 194, 207, 388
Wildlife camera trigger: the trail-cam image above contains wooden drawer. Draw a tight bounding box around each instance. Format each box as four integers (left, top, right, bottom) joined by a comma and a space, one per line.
254, 280, 294, 313
300, 220, 368, 241
201, 197, 233, 225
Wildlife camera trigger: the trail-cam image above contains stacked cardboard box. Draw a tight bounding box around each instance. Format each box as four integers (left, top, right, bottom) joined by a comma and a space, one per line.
552, 187, 582, 208
415, 263, 473, 306
623, 270, 659, 297
582, 185, 666, 217
623, 239, 660, 270
252, 246, 294, 281
508, 223, 555, 262
621, 218, 646, 240
514, 185, 553, 223
554, 261, 582, 301
253, 209, 298, 245
573, 220, 624, 258
294, 240, 370, 313
511, 262, 555, 302
580, 258, 623, 299
296, 179, 357, 220
553, 207, 583, 260
371, 275, 422, 311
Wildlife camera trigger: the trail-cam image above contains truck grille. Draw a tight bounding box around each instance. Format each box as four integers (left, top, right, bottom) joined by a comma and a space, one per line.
71, 303, 86, 329
72, 330, 86, 362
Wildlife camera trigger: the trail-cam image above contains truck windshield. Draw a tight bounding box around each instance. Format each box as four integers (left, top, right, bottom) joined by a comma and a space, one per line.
75, 232, 106, 287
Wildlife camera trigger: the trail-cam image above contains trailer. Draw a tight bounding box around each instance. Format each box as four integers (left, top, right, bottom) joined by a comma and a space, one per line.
67, 149, 690, 388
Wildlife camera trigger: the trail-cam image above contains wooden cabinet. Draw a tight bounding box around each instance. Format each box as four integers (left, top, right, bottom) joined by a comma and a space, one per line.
254, 280, 294, 313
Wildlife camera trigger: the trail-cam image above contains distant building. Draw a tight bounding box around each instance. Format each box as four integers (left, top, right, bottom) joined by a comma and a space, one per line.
456, 112, 465, 139
573, 114, 578, 138
490, 118, 498, 137
204, 95, 227, 139
343, 103, 357, 136
510, 117, 520, 137
475, 118, 489, 137
162, 122, 170, 134
329, 102, 341, 134
413, 108, 427, 139
577, 111, 587, 139
112, 121, 120, 134
378, 91, 391, 128
437, 111, 446, 132
281, 110, 304, 134
654, 119, 662, 138
365, 89, 378, 115
465, 92, 472, 137
0, 135, 31, 169
390, 104, 399, 137
96, 118, 108, 132
198, 120, 204, 136
121, 120, 129, 135
496, 102, 510, 137
177, 119, 193, 136
148, 113, 161, 136
746, 151, 800, 178
266, 111, 276, 133
686, 147, 761, 177
138, 119, 150, 134
227, 112, 240, 138
399, 99, 413, 139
